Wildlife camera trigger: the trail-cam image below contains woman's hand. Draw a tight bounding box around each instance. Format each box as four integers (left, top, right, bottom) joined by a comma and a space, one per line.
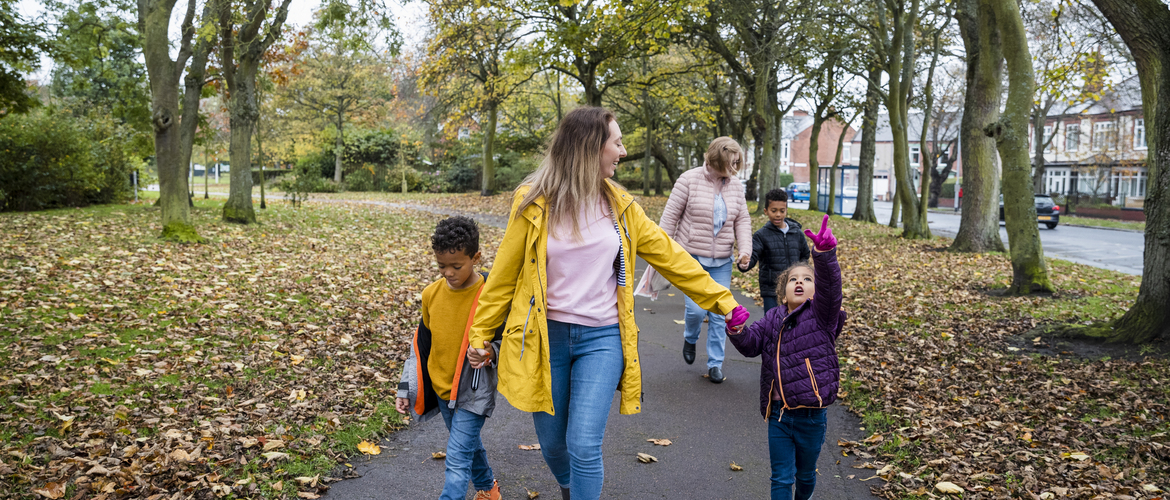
803, 214, 838, 252
467, 342, 492, 369
395, 397, 410, 415
736, 253, 750, 270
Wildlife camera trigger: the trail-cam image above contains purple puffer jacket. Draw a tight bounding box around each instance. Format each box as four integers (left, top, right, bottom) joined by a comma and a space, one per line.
728, 248, 845, 418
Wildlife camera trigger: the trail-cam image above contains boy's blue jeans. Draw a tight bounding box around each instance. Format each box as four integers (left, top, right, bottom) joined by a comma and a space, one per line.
768, 407, 828, 500
763, 296, 780, 313
436, 398, 494, 499
532, 319, 624, 500
683, 257, 732, 369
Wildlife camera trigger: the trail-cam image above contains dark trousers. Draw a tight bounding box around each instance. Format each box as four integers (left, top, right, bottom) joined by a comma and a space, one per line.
767, 407, 827, 500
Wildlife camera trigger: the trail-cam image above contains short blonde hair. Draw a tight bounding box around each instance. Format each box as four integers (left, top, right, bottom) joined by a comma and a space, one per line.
705, 137, 743, 177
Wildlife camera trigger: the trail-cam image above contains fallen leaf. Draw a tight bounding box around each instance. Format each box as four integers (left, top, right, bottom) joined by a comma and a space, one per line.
525, 489, 540, 499
262, 451, 289, 462
32, 482, 65, 499
432, 451, 446, 459
730, 462, 743, 471
263, 439, 285, 451
294, 476, 320, 488
862, 433, 883, 444
357, 440, 381, 455
518, 443, 541, 451
673, 320, 685, 324
647, 438, 672, 446
1142, 484, 1163, 493
271, 481, 283, 492
1039, 493, 1054, 500
290, 354, 305, 365
935, 482, 963, 494
297, 493, 320, 499
1062, 451, 1090, 461
636, 452, 657, 463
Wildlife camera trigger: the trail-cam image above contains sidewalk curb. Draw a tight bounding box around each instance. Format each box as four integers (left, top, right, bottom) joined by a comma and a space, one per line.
928, 209, 1144, 234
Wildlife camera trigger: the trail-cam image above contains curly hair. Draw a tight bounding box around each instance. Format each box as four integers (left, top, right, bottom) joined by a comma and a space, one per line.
777, 261, 813, 300
765, 188, 789, 206
431, 216, 480, 257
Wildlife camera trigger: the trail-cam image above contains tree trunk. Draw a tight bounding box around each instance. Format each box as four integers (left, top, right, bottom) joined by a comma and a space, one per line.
482, 100, 499, 195
223, 58, 259, 224
950, 0, 1006, 253
927, 157, 954, 208
889, 193, 901, 228
141, 0, 202, 242
257, 121, 266, 209
827, 120, 849, 216
751, 65, 778, 215
885, 0, 930, 239
986, 0, 1053, 294
333, 111, 344, 184
1060, 0, 1170, 342
853, 67, 880, 223
808, 116, 825, 212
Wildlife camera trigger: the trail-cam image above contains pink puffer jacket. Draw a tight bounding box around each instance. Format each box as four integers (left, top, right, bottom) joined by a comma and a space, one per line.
659, 166, 752, 260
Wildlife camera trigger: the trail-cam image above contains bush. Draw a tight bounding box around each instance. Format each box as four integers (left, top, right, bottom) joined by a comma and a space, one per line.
0, 109, 137, 211
941, 179, 956, 199
494, 152, 539, 192
445, 165, 478, 192
777, 173, 795, 189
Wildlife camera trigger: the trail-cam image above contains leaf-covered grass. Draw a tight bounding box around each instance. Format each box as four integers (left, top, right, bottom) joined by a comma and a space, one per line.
0, 197, 505, 499
732, 209, 1167, 500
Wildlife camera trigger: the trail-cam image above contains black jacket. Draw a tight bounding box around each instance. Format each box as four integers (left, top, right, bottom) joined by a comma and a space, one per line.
740, 218, 811, 297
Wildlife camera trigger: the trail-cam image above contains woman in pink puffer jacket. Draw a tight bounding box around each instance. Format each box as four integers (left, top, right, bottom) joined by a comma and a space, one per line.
659, 137, 752, 383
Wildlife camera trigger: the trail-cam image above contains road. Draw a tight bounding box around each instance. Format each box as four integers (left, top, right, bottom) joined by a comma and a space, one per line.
325, 207, 879, 499
858, 201, 1143, 276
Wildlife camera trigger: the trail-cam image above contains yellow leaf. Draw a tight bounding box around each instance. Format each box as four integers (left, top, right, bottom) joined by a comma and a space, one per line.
262, 451, 290, 462
432, 451, 446, 459
1062, 451, 1090, 461
935, 481, 964, 494
357, 441, 381, 455
730, 462, 743, 471
290, 354, 305, 366
526, 489, 540, 499
673, 319, 685, 325
636, 452, 657, 463
647, 438, 672, 446
263, 439, 285, 451
518, 443, 541, 450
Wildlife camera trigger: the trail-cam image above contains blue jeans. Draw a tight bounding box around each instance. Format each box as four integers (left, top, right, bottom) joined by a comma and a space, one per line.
532, 320, 624, 500
763, 296, 779, 313
683, 257, 732, 369
768, 407, 828, 500
436, 398, 494, 499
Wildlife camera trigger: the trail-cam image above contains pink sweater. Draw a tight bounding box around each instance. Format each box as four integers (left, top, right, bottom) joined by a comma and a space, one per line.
660, 166, 752, 260
545, 198, 621, 327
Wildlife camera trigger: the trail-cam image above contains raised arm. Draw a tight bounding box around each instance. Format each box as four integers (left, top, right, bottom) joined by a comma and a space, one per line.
658, 176, 690, 238
803, 215, 842, 334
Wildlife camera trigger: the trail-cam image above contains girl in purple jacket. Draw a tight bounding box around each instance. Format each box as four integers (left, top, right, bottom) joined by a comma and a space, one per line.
727, 215, 845, 500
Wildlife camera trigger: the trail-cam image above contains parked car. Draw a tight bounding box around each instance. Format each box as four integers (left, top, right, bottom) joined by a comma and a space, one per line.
1000, 194, 1061, 229
842, 186, 858, 197
787, 182, 810, 202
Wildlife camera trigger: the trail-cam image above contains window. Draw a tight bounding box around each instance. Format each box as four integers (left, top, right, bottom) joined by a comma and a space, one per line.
1043, 125, 1054, 152
1093, 121, 1116, 151
1065, 123, 1080, 152
910, 145, 921, 166
843, 143, 852, 163
1135, 118, 1147, 150
781, 140, 791, 162
458, 127, 471, 140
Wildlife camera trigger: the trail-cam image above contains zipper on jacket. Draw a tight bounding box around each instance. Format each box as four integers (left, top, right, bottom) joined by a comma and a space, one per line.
805, 358, 823, 407
520, 296, 535, 360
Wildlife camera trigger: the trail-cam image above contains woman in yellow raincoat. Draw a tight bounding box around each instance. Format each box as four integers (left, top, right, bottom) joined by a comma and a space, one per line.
467, 107, 749, 500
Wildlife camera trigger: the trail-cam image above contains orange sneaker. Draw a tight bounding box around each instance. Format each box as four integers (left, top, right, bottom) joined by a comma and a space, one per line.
473, 480, 501, 500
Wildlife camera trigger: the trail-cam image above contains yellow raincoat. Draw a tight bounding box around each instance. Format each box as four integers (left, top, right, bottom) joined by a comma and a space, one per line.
469, 181, 739, 415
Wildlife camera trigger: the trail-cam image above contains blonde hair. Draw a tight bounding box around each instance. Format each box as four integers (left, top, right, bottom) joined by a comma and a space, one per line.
517, 107, 621, 240
705, 137, 743, 177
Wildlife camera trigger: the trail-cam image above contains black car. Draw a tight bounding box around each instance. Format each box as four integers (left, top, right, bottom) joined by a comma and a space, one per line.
1000, 194, 1061, 229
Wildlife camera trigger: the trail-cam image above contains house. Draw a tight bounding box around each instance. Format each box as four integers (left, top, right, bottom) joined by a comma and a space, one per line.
1032, 75, 1147, 208
781, 110, 857, 184
846, 112, 962, 203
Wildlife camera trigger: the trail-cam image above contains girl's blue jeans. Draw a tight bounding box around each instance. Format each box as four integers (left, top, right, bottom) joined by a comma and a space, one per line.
768, 407, 828, 500
683, 257, 732, 369
532, 319, 624, 500
436, 398, 494, 499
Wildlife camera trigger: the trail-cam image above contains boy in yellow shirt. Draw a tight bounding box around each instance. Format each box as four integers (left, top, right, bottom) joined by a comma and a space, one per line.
396, 216, 503, 500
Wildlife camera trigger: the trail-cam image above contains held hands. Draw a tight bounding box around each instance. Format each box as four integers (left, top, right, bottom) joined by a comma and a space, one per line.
803, 214, 838, 252
736, 253, 750, 270
467, 341, 493, 369
395, 397, 410, 415
725, 305, 750, 335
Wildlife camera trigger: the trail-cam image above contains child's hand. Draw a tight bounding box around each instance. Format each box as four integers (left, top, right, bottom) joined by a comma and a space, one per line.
395, 397, 410, 415
725, 305, 749, 331
803, 214, 837, 252
467, 341, 492, 369
736, 253, 750, 269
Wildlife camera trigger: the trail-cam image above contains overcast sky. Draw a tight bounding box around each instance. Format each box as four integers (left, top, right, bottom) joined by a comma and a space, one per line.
17, 0, 426, 82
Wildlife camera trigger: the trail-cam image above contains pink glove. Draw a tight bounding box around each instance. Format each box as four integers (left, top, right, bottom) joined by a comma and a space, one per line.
803, 214, 837, 252
726, 305, 750, 330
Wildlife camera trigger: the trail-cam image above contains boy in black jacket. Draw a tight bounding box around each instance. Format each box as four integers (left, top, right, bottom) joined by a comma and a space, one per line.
738, 189, 811, 312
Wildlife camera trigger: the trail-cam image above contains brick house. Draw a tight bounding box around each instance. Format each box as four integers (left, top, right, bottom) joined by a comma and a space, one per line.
846, 112, 962, 203
782, 110, 858, 184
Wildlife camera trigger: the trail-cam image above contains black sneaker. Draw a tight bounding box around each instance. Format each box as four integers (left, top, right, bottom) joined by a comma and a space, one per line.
683, 341, 696, 365
708, 366, 724, 383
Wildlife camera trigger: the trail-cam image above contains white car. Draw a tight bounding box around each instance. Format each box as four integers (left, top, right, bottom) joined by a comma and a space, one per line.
842, 186, 859, 197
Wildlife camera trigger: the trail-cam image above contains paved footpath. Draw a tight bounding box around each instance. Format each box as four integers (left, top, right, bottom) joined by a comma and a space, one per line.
325, 221, 880, 499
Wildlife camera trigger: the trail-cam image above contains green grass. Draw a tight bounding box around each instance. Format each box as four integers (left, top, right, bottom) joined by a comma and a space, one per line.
1060, 215, 1145, 231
